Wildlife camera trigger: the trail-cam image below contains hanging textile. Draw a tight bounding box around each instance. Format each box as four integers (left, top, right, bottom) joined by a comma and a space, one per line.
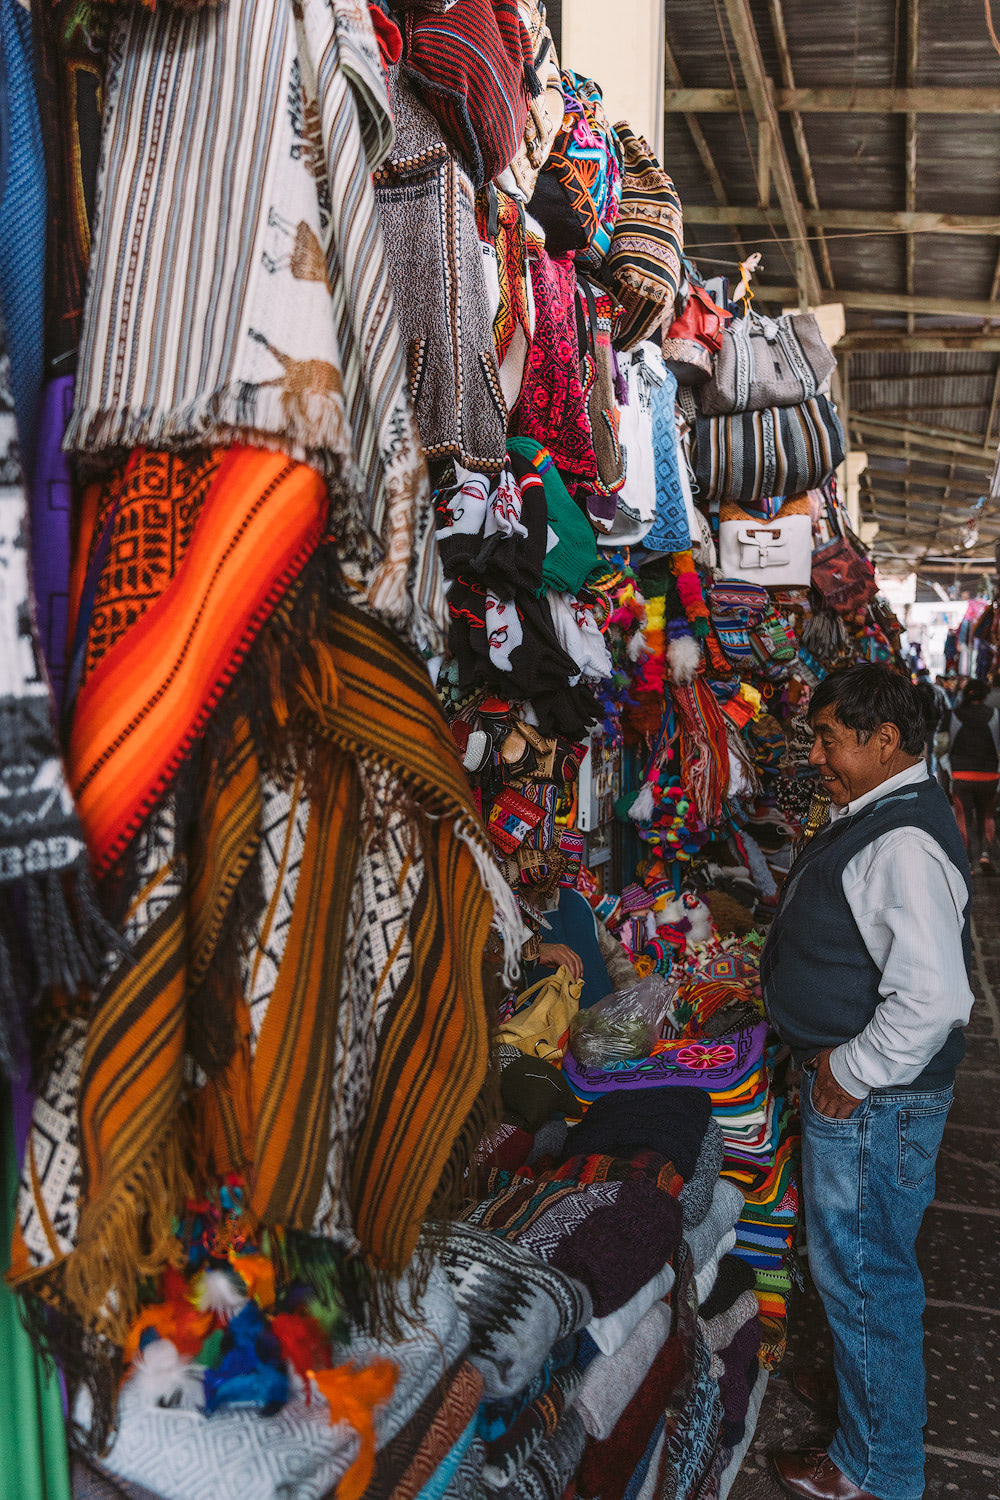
64, 0, 440, 645
11, 597, 517, 1445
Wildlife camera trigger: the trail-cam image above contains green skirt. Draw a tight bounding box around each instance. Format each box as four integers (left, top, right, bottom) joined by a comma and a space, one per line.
0, 1079, 70, 1500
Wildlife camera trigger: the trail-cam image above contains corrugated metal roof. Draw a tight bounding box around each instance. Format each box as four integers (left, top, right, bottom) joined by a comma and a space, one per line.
663, 0, 1000, 571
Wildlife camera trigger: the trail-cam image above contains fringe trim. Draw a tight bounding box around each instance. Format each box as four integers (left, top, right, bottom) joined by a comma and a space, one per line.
277, 1230, 433, 1345
0, 863, 128, 1078
13, 1272, 122, 1456
454, 817, 528, 988
63, 1129, 193, 1348
64, 399, 363, 497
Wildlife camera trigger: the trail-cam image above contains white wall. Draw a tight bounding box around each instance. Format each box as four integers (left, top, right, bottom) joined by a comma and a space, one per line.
560, 0, 666, 159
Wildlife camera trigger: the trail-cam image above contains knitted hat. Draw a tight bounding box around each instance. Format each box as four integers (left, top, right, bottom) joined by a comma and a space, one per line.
531, 70, 623, 272
403, 0, 536, 189
508, 439, 600, 597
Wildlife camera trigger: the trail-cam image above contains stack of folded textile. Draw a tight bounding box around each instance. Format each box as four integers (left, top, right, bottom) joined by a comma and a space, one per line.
444, 1081, 739, 1498
561, 1018, 775, 1169
723, 1098, 801, 1368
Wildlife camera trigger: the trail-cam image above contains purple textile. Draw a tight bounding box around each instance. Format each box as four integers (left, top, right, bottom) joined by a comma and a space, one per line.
562, 1022, 768, 1098
718, 1315, 762, 1431
30, 374, 73, 709
549, 1182, 682, 1317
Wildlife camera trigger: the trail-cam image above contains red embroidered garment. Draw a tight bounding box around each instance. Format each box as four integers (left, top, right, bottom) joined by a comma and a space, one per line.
511, 251, 598, 483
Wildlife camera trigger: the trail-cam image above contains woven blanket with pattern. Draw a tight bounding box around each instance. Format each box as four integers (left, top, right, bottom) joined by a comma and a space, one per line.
11, 493, 512, 1445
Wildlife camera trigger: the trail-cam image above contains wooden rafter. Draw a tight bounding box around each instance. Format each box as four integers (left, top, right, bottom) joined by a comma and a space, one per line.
755, 285, 1000, 320
719, 0, 821, 308
838, 333, 1000, 353
850, 415, 997, 457
904, 0, 919, 334
683, 206, 1000, 234
763, 0, 834, 288
662, 87, 1000, 114
860, 468, 989, 498
980, 252, 1000, 450
663, 37, 747, 264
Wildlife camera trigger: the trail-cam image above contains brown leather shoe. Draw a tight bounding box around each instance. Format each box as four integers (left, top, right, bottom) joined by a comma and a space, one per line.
790, 1366, 839, 1415
771, 1450, 879, 1500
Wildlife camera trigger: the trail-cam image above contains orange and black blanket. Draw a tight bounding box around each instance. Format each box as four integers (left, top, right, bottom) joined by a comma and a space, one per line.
10, 446, 513, 1440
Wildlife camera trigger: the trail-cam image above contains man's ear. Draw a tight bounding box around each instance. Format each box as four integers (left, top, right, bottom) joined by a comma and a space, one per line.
877, 721, 902, 760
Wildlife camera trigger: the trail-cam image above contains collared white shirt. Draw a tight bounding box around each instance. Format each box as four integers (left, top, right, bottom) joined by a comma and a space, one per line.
823, 760, 974, 1096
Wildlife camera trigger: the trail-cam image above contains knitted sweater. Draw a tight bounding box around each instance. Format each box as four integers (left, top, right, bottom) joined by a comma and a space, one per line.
375, 73, 507, 472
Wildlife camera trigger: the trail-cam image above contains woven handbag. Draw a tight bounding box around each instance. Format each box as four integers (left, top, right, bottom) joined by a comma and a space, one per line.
602, 123, 683, 351
693, 396, 845, 506
718, 493, 814, 588
701, 309, 836, 416
661, 281, 731, 386
811, 534, 878, 616
497, 967, 583, 1062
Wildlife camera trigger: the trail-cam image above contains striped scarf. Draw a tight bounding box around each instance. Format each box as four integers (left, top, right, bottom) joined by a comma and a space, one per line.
12, 530, 518, 1441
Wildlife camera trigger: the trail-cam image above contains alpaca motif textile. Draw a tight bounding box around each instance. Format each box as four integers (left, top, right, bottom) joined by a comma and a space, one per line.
67, 0, 436, 640
0, 331, 113, 1076
11, 602, 505, 1423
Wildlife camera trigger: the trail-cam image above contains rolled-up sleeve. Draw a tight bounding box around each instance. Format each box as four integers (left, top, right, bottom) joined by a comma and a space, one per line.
829, 828, 974, 1097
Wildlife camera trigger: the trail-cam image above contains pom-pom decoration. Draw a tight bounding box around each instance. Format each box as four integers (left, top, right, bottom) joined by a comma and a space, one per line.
128, 1337, 204, 1411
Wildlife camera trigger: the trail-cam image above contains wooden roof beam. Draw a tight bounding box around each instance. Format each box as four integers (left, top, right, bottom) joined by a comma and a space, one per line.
763, 0, 834, 288
857, 456, 994, 489
904, 0, 919, 334
720, 0, 822, 308
755, 285, 1000, 320
663, 87, 1000, 114
683, 206, 1000, 234
839, 333, 1000, 353
663, 38, 747, 263
850, 415, 997, 457
857, 451, 994, 484
861, 470, 989, 498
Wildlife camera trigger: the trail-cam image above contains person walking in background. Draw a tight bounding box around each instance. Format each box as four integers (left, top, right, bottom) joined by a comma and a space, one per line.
938, 678, 1000, 875
912, 669, 939, 767
763, 665, 973, 1500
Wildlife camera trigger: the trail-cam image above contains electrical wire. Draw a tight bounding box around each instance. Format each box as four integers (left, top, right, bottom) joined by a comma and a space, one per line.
987, 0, 1000, 58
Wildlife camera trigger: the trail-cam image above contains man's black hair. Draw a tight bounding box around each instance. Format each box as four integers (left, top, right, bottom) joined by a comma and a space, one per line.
807, 663, 927, 756
964, 678, 989, 704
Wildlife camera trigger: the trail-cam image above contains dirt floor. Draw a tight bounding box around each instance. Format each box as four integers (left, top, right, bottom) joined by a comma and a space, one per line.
731, 875, 1000, 1500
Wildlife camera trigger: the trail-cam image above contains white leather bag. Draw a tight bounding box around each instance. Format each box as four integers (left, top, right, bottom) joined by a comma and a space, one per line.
718, 493, 812, 587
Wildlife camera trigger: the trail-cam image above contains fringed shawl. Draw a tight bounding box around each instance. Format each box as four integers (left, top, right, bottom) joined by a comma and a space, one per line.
11, 498, 515, 1442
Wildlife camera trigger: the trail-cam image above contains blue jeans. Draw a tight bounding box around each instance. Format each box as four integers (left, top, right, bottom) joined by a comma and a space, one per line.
800, 1070, 953, 1500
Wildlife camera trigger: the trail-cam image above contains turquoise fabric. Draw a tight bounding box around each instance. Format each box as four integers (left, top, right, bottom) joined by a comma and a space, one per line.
525, 888, 612, 1008
413, 1416, 479, 1500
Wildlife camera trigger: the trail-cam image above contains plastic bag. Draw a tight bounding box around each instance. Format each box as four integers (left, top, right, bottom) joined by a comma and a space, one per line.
569, 974, 679, 1065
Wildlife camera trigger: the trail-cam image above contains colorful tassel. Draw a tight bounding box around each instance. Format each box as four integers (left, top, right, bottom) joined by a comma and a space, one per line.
309, 1358, 398, 1500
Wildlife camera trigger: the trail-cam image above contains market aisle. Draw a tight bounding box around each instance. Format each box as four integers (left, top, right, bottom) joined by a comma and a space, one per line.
730, 876, 1000, 1500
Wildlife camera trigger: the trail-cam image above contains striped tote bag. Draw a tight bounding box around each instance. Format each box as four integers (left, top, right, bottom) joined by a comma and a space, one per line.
693, 396, 845, 507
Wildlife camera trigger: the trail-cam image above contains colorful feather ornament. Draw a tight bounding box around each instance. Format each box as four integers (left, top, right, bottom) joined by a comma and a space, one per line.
128, 1337, 204, 1411
309, 1358, 398, 1500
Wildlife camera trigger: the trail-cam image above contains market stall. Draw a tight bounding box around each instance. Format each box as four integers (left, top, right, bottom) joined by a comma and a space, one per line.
0, 0, 915, 1496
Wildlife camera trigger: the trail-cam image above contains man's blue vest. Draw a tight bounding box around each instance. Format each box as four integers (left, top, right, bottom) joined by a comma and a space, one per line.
761, 776, 971, 1091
